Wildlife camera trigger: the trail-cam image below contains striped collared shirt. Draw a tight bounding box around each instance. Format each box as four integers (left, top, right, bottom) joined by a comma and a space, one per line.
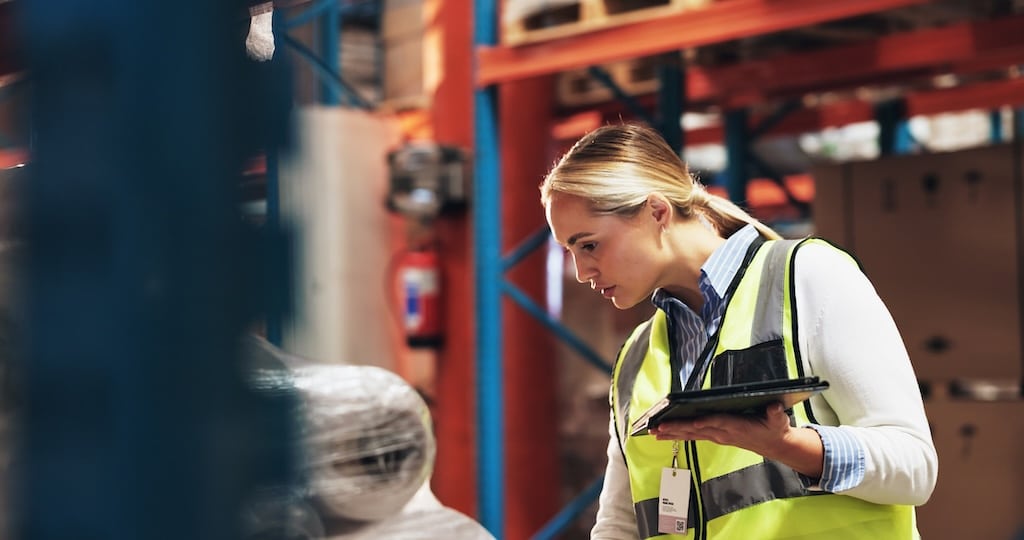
650, 223, 864, 492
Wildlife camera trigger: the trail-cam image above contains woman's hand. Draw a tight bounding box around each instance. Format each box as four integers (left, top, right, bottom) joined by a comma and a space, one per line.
649, 402, 825, 479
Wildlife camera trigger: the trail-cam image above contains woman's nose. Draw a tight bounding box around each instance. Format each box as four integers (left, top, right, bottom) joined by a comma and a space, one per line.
574, 258, 595, 284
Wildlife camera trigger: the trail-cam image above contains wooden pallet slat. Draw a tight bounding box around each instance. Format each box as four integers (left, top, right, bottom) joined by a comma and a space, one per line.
503, 0, 713, 46
555, 54, 671, 107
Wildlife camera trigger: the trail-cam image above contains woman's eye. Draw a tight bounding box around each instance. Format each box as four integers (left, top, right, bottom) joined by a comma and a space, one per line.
580, 242, 597, 253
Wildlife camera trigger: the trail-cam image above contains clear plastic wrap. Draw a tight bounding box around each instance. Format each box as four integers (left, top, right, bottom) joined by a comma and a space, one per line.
290, 362, 435, 522
240, 488, 326, 540
242, 336, 435, 523
242, 337, 494, 539
325, 481, 496, 540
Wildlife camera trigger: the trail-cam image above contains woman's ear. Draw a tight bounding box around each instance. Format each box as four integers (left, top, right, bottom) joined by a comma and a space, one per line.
645, 194, 672, 227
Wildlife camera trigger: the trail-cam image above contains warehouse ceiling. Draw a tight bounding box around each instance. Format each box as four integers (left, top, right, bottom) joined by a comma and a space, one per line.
2, 0, 1021, 81
3, 0, 1024, 118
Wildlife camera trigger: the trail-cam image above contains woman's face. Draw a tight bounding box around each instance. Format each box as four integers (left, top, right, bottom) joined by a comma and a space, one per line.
546, 192, 663, 309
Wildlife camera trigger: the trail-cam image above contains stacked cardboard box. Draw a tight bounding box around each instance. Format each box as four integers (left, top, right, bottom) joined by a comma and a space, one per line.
813, 143, 1022, 383
813, 143, 1024, 538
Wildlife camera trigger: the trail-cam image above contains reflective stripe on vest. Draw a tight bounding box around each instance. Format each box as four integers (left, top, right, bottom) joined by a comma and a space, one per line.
612, 238, 916, 539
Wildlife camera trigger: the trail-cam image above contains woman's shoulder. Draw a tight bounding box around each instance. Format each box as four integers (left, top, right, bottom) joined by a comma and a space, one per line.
791, 237, 858, 265
791, 238, 868, 288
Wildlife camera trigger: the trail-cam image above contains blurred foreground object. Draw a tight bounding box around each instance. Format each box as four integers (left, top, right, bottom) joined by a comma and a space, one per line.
244, 336, 494, 539
19, 1, 296, 539
245, 1, 275, 61
0, 158, 24, 540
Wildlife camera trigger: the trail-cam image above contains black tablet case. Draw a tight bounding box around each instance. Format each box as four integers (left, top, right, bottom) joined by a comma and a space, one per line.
629, 377, 829, 436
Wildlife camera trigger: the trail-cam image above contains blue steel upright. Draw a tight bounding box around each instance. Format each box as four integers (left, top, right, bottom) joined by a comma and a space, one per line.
319, 0, 341, 105
474, 0, 505, 537
724, 108, 751, 205
19, 2, 296, 539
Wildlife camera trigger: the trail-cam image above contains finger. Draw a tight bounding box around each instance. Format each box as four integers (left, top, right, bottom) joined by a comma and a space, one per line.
687, 426, 733, 445
652, 425, 696, 440
656, 424, 731, 443
691, 414, 746, 431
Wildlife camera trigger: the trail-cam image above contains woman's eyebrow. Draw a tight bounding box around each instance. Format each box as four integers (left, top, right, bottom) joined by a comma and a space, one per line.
566, 232, 592, 247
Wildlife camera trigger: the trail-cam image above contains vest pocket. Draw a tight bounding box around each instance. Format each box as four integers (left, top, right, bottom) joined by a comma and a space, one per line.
710, 339, 788, 387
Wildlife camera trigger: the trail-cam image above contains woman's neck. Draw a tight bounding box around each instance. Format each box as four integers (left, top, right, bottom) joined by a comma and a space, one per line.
658, 219, 726, 311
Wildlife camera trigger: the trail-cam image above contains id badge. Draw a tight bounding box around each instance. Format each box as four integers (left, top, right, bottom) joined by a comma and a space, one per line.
658, 467, 691, 535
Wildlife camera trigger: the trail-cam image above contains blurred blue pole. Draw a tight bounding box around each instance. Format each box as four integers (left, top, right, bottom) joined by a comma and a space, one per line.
724, 108, 749, 205
657, 60, 683, 153
474, 0, 504, 536
20, 2, 295, 539
530, 476, 605, 540
875, 98, 906, 156
991, 109, 1004, 143
266, 146, 283, 346
502, 281, 612, 374
320, 0, 341, 105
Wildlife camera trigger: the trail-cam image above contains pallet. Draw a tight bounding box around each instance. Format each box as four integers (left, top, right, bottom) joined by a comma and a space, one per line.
503, 0, 714, 46
382, 0, 429, 109
556, 53, 677, 108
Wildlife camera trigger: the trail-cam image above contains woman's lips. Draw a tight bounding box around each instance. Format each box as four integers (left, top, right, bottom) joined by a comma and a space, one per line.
601, 286, 616, 299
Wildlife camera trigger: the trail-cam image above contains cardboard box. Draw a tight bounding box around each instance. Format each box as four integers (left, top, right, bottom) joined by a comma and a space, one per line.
382, 0, 427, 108
812, 145, 1023, 382
917, 398, 1024, 539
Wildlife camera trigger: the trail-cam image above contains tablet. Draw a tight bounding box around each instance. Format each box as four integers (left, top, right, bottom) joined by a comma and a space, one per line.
629, 377, 829, 436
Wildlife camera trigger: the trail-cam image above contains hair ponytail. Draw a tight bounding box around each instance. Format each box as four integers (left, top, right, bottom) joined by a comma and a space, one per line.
694, 187, 781, 240
541, 123, 781, 241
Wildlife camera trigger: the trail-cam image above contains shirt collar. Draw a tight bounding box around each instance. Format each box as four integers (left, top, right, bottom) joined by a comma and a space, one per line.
702, 223, 760, 298
651, 223, 761, 307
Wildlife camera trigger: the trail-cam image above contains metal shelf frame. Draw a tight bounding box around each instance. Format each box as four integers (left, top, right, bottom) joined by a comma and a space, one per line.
263, 0, 380, 344
477, 0, 931, 86
19, 4, 297, 539
473, 1, 1024, 538
475, 3, 620, 537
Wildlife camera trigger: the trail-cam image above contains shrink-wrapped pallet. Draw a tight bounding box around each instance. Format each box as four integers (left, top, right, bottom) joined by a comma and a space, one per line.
244, 336, 433, 522
242, 337, 494, 539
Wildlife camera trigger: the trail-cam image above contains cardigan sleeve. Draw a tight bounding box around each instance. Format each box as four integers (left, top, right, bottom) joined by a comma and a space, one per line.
590, 414, 641, 540
794, 242, 938, 506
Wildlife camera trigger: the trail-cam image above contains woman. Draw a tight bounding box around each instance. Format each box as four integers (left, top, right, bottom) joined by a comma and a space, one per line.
541, 123, 936, 539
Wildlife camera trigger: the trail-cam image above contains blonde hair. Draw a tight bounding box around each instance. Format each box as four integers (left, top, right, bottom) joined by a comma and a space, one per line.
540, 123, 781, 240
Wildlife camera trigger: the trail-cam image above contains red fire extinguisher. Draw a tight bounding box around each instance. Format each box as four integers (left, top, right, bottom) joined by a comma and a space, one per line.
396, 247, 444, 348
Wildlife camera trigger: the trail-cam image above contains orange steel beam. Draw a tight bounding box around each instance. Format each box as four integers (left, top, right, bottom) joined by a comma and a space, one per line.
668, 77, 1024, 145
906, 77, 1024, 117
426, 0, 478, 521
552, 15, 1024, 123
683, 100, 878, 145
555, 103, 873, 146
477, 0, 929, 85
687, 15, 1024, 104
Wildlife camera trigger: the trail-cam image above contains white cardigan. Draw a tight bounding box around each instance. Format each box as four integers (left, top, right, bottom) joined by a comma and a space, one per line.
591, 241, 939, 539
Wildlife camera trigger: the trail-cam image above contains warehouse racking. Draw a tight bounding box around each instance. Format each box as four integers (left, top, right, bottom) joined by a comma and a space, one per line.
473, 0, 1024, 538
5, 1, 1024, 538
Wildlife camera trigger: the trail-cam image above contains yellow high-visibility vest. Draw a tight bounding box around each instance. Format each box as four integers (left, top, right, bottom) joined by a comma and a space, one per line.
611, 238, 917, 539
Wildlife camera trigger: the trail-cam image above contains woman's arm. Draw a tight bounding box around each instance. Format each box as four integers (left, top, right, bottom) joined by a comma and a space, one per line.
591, 415, 641, 540
794, 242, 937, 505
652, 242, 937, 505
